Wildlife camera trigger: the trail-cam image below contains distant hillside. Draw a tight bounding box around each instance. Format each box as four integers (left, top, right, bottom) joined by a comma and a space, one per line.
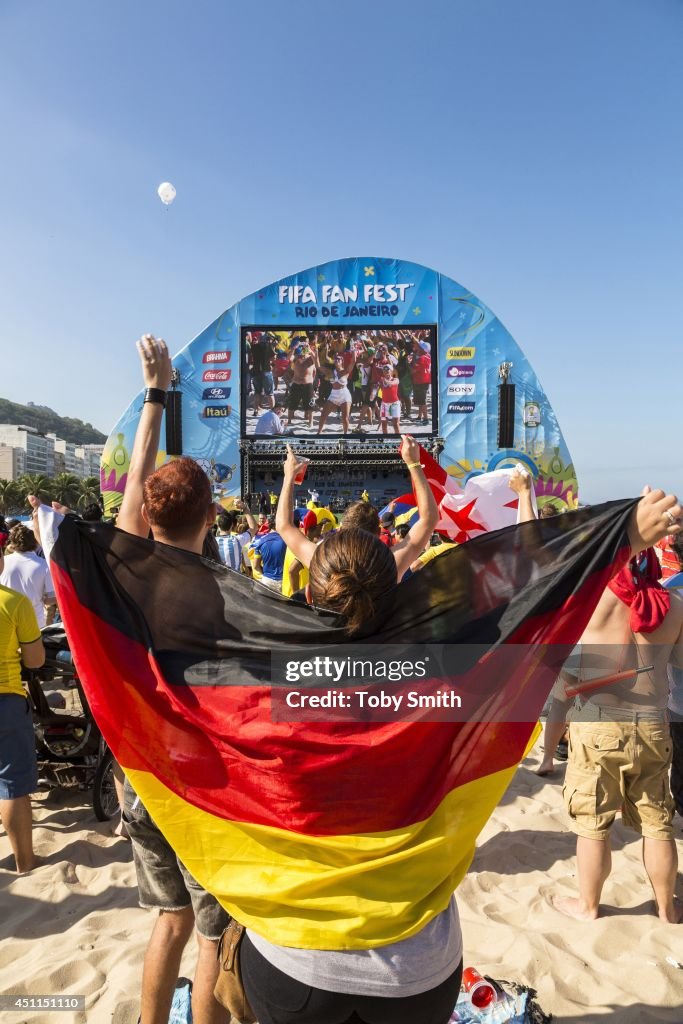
0, 398, 106, 445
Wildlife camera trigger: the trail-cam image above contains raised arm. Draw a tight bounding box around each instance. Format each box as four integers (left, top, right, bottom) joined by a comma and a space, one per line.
117, 336, 172, 538
392, 435, 439, 581
508, 467, 537, 524
235, 498, 257, 537
275, 446, 318, 568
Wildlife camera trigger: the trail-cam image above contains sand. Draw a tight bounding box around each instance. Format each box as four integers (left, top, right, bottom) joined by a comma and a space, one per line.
1, 739, 682, 1024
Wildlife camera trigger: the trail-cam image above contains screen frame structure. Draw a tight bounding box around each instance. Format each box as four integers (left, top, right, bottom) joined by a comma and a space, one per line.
241, 323, 439, 442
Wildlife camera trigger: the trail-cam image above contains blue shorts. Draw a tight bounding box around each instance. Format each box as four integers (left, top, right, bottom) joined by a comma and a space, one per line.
0, 693, 38, 799
252, 371, 274, 396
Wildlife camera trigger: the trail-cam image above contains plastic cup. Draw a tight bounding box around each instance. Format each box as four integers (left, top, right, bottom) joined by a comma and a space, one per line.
462, 967, 496, 1009
294, 459, 310, 486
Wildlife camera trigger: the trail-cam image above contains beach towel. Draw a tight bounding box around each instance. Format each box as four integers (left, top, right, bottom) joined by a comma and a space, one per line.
38, 499, 633, 950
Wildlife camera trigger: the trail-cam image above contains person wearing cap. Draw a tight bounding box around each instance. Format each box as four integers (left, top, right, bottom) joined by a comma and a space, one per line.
379, 511, 396, 547
410, 340, 432, 425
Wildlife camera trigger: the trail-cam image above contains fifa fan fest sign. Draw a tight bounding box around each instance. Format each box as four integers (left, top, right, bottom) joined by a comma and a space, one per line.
101, 257, 578, 511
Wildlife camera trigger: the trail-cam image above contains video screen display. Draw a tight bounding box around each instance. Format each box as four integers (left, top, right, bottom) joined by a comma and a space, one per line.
242, 325, 437, 439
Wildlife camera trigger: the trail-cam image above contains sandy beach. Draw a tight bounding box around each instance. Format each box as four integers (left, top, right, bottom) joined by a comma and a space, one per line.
1, 738, 682, 1024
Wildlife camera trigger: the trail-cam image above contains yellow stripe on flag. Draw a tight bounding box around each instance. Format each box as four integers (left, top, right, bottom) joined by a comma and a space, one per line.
127, 725, 539, 949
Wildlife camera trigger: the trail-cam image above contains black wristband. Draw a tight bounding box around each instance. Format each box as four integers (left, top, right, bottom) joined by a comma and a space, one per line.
144, 387, 167, 407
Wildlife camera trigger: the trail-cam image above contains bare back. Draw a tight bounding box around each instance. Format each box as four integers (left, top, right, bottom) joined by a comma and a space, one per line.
578, 587, 683, 709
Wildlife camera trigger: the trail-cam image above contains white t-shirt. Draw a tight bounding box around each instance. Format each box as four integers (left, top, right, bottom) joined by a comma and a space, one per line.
255, 411, 284, 435
216, 531, 252, 571
0, 551, 55, 628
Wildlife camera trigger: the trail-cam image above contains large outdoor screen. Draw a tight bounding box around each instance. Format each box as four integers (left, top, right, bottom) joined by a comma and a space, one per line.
242, 325, 437, 439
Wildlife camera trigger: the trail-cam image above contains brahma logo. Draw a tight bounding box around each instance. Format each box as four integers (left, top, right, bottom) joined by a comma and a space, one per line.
447, 402, 475, 414
446, 365, 475, 378
202, 369, 231, 382
202, 351, 231, 364
202, 387, 231, 401
447, 382, 475, 396
202, 405, 232, 418
446, 346, 475, 360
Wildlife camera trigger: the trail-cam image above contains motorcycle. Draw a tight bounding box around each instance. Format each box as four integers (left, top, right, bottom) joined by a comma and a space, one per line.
22, 624, 119, 821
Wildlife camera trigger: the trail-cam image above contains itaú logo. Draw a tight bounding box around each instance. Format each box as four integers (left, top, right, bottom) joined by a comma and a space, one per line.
202, 405, 232, 418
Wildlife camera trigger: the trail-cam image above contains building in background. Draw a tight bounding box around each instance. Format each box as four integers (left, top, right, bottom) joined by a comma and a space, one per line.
0, 425, 55, 478
47, 433, 85, 477
0, 427, 105, 482
0, 444, 21, 480
75, 443, 104, 477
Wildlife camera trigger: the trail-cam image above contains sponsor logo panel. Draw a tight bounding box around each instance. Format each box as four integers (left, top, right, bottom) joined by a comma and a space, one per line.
202, 387, 231, 400
446, 365, 475, 378
202, 351, 232, 364
203, 405, 232, 418
447, 402, 475, 414
446, 346, 475, 360
447, 382, 475, 396
202, 369, 232, 382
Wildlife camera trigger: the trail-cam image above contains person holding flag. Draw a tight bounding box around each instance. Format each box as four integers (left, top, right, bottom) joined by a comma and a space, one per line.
31, 336, 682, 1024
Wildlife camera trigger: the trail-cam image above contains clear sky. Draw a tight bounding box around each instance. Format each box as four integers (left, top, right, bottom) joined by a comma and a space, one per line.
1, 0, 681, 502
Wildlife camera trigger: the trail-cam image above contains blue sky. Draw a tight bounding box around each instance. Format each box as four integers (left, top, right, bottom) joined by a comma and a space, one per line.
1, 0, 681, 501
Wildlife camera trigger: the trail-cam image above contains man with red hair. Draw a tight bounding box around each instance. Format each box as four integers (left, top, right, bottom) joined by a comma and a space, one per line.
115, 336, 230, 1024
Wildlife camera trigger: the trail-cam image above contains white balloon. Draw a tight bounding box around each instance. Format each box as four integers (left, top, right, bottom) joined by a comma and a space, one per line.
157, 182, 176, 205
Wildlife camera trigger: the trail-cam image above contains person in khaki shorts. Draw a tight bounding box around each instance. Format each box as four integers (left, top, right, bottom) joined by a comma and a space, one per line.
554, 536, 683, 925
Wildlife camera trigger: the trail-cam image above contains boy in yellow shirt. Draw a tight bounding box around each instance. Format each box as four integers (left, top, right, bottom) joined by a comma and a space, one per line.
0, 547, 45, 872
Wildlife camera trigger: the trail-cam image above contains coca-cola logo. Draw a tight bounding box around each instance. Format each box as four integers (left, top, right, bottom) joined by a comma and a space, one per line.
202, 369, 232, 382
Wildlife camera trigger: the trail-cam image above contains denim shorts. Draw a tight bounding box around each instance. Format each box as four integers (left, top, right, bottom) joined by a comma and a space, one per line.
0, 693, 38, 799
252, 371, 274, 396
122, 778, 229, 939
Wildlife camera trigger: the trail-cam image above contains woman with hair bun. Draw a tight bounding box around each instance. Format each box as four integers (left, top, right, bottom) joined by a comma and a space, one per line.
276, 436, 439, 632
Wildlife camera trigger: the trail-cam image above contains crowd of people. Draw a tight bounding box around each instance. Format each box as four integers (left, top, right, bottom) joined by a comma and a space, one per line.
1, 334, 682, 1024
245, 328, 433, 437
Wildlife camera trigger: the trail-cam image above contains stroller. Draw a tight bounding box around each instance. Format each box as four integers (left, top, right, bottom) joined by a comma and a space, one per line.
22, 624, 119, 821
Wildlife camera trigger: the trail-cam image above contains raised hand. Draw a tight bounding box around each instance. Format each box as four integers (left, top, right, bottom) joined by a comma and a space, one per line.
136, 334, 172, 391
508, 467, 532, 495
628, 487, 682, 552
400, 434, 420, 466
283, 444, 309, 480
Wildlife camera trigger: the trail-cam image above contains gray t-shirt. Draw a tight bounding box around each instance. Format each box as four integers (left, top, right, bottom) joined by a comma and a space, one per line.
246, 896, 461, 997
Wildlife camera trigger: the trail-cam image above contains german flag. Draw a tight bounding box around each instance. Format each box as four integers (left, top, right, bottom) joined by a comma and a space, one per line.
40, 501, 633, 949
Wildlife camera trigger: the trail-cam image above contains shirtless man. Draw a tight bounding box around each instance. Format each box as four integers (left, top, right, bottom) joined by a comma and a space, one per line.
287, 341, 319, 429
553, 492, 683, 923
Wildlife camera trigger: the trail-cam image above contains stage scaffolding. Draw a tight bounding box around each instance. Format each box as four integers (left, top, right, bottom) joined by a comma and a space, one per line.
240, 437, 445, 490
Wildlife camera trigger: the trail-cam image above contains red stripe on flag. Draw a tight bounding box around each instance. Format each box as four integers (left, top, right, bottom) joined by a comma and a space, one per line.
51, 561, 537, 836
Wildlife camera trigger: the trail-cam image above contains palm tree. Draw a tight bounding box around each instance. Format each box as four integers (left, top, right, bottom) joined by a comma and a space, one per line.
51, 472, 81, 508
0, 479, 22, 515
17, 474, 52, 502
77, 476, 101, 510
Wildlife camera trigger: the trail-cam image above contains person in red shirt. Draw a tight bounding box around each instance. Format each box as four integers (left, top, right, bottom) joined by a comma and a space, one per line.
410, 340, 432, 425
379, 511, 396, 546
379, 367, 401, 435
